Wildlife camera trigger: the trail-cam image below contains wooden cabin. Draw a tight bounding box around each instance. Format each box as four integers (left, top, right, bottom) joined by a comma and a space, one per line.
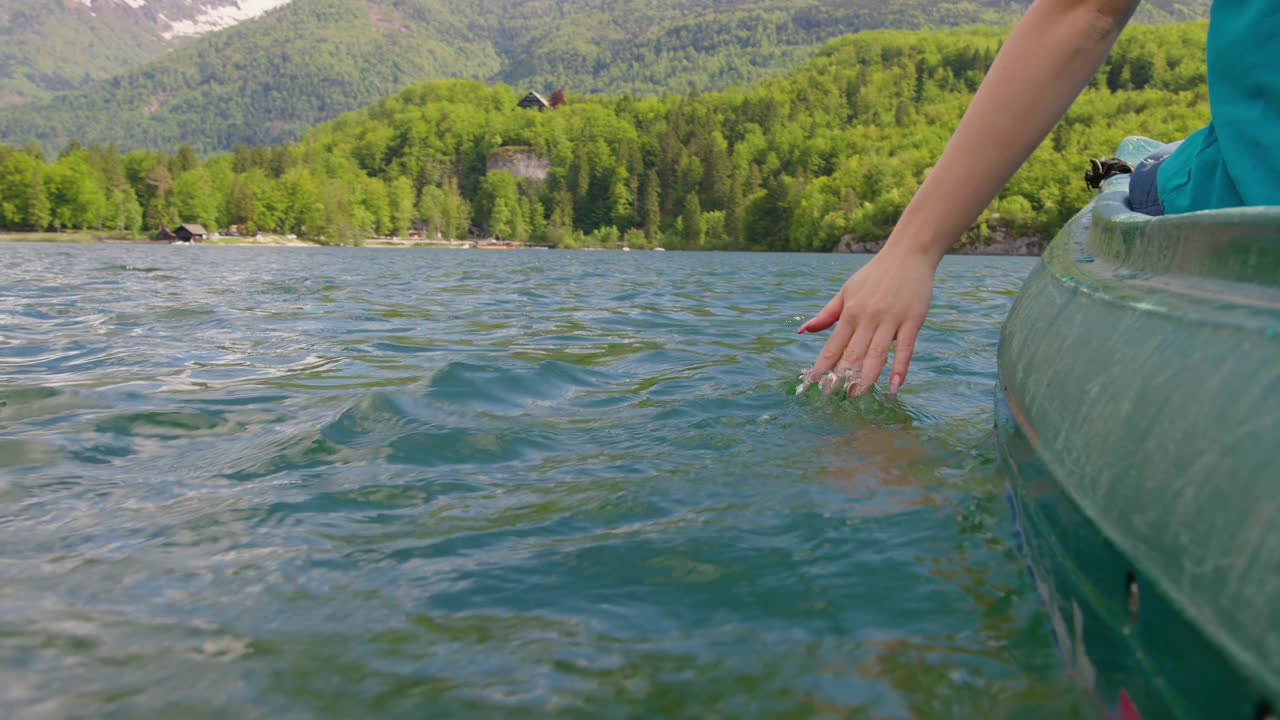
174, 224, 208, 242
517, 91, 552, 111
153, 226, 176, 242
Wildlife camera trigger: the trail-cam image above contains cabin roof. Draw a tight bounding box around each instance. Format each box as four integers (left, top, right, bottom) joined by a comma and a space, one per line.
517, 91, 551, 109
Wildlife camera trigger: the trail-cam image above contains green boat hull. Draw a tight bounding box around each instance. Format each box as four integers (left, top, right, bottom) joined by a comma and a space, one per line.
995, 138, 1280, 719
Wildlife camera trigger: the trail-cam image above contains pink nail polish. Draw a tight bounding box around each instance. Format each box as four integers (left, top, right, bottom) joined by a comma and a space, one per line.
889, 374, 902, 395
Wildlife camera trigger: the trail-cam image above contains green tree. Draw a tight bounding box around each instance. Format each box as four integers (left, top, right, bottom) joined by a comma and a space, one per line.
228, 176, 258, 228
642, 169, 661, 239
281, 168, 322, 235
105, 184, 142, 232
477, 170, 519, 238
0, 152, 38, 228
418, 177, 470, 239
682, 192, 704, 247
28, 164, 50, 230
357, 176, 390, 236
143, 164, 172, 229
46, 154, 104, 230
547, 189, 575, 246
389, 176, 415, 237
171, 168, 218, 229
172, 144, 199, 174
701, 131, 732, 211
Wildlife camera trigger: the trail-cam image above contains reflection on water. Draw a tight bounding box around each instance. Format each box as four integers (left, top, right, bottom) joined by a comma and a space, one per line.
0, 244, 1088, 718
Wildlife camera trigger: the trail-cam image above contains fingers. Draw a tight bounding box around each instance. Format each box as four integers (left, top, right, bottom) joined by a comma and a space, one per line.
889, 322, 920, 395
798, 304, 860, 394
812, 316, 855, 375
803, 317, 922, 398
853, 324, 896, 396
798, 293, 843, 334
835, 324, 874, 395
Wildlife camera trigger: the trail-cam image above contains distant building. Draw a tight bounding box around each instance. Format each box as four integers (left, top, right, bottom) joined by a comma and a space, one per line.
153, 226, 176, 242
174, 224, 209, 242
517, 91, 552, 111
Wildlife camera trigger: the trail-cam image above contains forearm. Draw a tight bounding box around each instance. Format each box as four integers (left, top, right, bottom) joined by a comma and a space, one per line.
888, 0, 1141, 264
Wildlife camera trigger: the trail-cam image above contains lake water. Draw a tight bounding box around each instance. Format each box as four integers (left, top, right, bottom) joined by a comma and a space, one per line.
0, 244, 1093, 718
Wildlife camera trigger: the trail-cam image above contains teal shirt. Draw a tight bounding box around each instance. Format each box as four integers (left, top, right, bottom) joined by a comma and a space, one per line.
1157, 1, 1280, 214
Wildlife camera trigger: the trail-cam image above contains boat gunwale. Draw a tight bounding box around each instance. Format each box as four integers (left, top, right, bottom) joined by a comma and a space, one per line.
1086, 138, 1280, 290
997, 136, 1280, 704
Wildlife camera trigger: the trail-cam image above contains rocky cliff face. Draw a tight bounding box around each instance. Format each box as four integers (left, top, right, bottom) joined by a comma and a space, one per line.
486, 147, 551, 183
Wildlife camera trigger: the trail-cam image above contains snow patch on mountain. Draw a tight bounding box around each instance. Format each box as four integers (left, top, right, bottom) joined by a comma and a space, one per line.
71, 0, 150, 8
160, 0, 294, 39
66, 1, 293, 34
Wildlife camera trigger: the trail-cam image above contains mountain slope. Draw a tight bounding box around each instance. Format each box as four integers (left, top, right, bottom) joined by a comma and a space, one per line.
0, 0, 294, 108
0, 0, 1211, 153
0, 22, 1212, 251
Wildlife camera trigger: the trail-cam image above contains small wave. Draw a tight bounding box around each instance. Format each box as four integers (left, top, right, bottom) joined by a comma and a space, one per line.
425, 360, 608, 413
0, 386, 99, 423
94, 410, 238, 438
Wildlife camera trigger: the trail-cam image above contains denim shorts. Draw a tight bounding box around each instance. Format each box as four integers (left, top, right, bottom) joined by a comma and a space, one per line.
1128, 141, 1183, 216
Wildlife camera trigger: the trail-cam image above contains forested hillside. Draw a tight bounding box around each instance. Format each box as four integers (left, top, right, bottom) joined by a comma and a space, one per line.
0, 23, 1211, 252
0, 0, 293, 108
0, 0, 166, 107
0, 0, 1209, 153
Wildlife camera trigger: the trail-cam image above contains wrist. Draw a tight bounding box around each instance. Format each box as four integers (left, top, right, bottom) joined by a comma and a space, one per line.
880, 218, 951, 268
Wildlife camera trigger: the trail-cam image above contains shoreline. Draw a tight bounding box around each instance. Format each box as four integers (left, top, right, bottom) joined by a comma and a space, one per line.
832, 231, 1046, 257
0, 232, 1046, 255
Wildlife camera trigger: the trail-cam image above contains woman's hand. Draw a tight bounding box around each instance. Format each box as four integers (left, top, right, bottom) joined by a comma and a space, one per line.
798, 247, 935, 397
794, 0, 1140, 397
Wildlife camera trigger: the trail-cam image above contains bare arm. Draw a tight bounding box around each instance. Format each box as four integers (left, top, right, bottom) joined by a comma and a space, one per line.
800, 0, 1142, 396
893, 0, 1142, 263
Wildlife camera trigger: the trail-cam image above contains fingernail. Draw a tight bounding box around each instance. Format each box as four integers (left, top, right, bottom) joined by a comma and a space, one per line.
820, 371, 839, 396
889, 373, 902, 395
842, 369, 859, 396
795, 368, 813, 394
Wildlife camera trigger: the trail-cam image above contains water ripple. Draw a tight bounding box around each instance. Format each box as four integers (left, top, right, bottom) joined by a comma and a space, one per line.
0, 244, 1091, 718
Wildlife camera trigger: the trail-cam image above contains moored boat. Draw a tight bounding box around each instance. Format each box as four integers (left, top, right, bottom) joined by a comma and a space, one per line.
996, 138, 1280, 719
